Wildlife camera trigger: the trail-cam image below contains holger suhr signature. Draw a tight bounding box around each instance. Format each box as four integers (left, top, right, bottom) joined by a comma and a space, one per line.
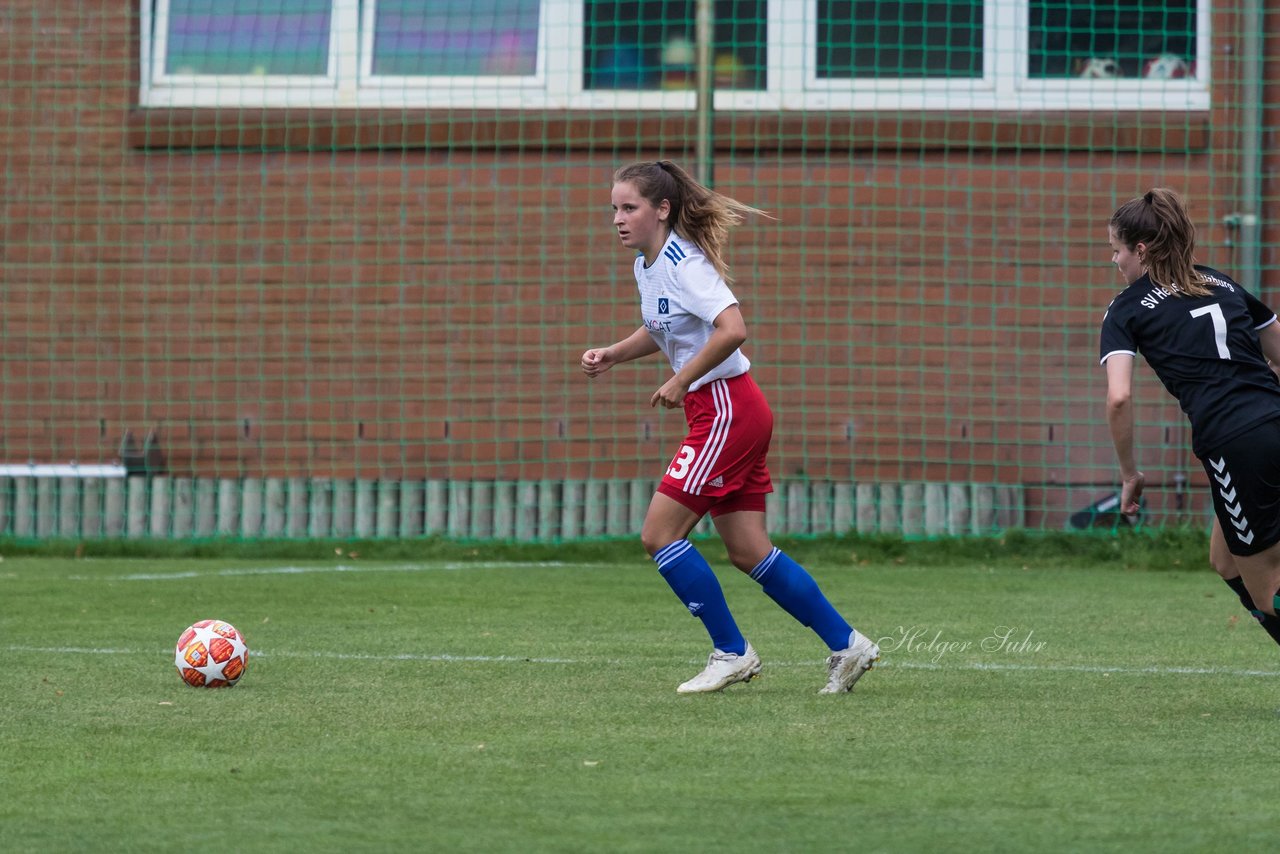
876, 625, 1047, 663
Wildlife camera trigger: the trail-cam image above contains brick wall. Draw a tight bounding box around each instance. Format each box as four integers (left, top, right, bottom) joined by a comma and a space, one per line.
2, 1, 1278, 528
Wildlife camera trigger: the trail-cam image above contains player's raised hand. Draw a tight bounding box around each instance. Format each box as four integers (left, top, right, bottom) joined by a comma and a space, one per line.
581, 347, 616, 378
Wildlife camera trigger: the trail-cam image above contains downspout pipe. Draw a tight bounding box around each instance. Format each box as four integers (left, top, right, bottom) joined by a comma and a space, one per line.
1231, 0, 1263, 291
694, 0, 714, 186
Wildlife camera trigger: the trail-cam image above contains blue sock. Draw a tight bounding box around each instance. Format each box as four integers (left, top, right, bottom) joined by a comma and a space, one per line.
751, 548, 853, 651
653, 539, 746, 655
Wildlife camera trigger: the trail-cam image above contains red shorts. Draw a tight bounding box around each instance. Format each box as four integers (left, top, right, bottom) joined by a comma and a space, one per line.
658, 372, 774, 518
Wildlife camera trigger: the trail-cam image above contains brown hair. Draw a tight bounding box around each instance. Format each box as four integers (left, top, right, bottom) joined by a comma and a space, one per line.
1109, 187, 1212, 297
612, 160, 769, 285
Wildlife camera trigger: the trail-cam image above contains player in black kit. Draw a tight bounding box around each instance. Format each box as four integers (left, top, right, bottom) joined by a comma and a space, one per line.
1100, 188, 1280, 647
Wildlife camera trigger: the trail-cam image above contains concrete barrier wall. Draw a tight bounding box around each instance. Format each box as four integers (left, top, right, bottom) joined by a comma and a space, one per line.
0, 476, 1025, 541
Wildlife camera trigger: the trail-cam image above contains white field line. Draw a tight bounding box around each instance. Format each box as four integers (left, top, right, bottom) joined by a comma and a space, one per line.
2, 645, 580, 665
16, 564, 1280, 678
64, 561, 570, 581
5, 644, 1280, 678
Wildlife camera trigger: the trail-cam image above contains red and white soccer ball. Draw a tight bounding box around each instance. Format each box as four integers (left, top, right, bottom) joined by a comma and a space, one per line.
175, 619, 249, 688
1143, 54, 1191, 79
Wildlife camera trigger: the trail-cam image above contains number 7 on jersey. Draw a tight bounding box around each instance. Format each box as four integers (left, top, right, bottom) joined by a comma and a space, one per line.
1189, 303, 1232, 360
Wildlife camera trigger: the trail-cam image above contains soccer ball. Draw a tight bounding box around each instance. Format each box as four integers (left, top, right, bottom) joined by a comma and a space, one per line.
1143, 54, 1191, 79
175, 620, 249, 688
1077, 57, 1121, 79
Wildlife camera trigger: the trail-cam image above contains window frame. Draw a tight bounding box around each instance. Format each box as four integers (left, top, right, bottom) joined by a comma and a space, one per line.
138, 0, 1211, 112
145, 0, 348, 108
357, 0, 551, 104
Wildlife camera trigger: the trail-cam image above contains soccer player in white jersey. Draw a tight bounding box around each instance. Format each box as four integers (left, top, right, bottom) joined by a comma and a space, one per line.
581, 160, 879, 694
1101, 188, 1280, 649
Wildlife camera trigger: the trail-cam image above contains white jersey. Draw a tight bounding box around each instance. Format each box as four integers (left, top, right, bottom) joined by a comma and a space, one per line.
634, 232, 751, 391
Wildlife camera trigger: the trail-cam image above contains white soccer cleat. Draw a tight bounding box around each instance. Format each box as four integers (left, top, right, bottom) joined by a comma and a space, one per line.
820, 633, 879, 694
676, 642, 762, 694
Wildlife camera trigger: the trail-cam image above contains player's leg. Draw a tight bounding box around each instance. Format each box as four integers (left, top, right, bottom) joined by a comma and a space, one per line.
1203, 420, 1280, 618
713, 506, 854, 650
713, 505, 878, 693
1209, 517, 1235, 580
642, 492, 758, 693
1228, 546, 1280, 618
1210, 518, 1280, 647
640, 489, 701, 556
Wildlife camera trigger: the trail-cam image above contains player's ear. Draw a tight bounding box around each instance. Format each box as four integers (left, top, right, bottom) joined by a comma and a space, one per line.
657, 198, 671, 222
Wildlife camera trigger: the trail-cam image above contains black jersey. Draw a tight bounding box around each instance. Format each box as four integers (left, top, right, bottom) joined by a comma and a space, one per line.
1099, 265, 1280, 457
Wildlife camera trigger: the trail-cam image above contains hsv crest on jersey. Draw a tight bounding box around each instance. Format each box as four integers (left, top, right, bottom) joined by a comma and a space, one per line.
658, 297, 669, 314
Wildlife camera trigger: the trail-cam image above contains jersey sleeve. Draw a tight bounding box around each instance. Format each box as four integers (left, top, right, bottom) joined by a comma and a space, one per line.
674, 254, 739, 323
1242, 288, 1278, 330
1099, 297, 1136, 365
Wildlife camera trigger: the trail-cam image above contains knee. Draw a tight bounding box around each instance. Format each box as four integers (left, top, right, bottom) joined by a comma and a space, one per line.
724, 547, 758, 574
1208, 551, 1235, 580
639, 526, 665, 557
1208, 535, 1241, 580
722, 541, 777, 575
716, 531, 774, 574
640, 521, 684, 558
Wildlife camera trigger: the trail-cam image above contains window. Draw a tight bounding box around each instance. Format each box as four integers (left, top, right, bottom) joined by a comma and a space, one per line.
162, 0, 332, 76
370, 0, 541, 77
584, 0, 766, 90
1029, 0, 1196, 79
816, 1, 983, 80
139, 0, 1210, 112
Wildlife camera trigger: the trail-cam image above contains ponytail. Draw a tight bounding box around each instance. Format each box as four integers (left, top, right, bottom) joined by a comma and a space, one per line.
1110, 188, 1212, 297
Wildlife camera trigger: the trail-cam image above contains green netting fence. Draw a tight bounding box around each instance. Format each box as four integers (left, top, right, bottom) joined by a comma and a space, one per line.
0, 0, 1273, 540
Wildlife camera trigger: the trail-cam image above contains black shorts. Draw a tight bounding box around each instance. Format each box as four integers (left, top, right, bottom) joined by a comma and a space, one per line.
1202, 418, 1280, 556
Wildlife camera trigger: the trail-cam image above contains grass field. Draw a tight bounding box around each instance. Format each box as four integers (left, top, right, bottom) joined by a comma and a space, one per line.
3, 534, 1278, 852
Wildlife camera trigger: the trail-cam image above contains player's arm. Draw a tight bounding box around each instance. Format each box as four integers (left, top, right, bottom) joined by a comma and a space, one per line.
650, 305, 747, 409
581, 326, 661, 378
1104, 353, 1144, 514
1257, 319, 1280, 378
